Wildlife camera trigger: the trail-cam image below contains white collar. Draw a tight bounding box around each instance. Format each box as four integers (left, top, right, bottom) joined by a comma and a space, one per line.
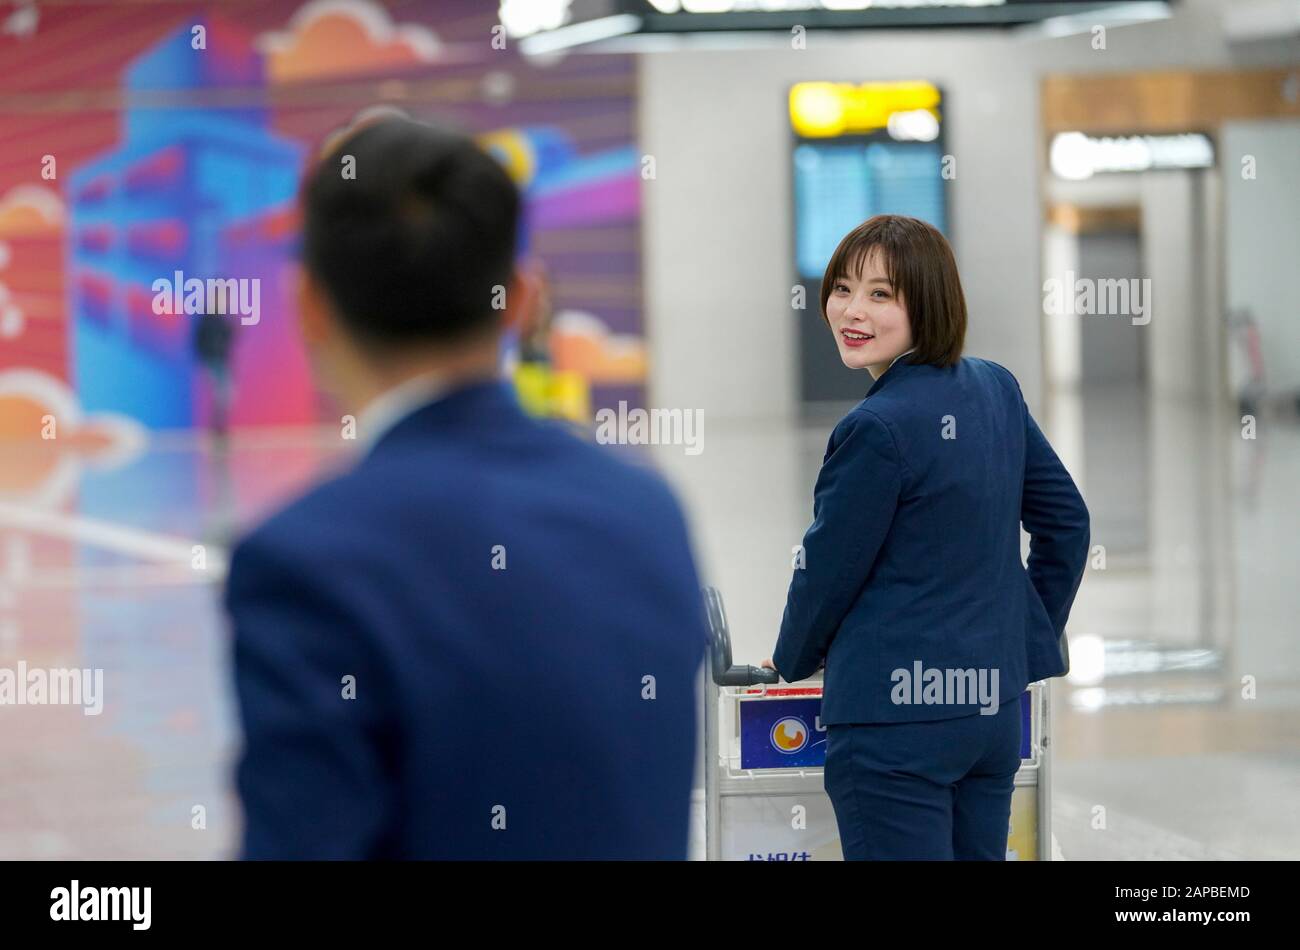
869, 347, 917, 380
356, 371, 447, 453
888, 347, 917, 370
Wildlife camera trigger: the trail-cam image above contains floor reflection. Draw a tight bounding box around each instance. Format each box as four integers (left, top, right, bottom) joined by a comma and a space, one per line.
0, 427, 343, 859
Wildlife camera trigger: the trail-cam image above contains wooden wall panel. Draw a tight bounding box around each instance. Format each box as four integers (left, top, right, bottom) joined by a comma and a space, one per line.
1042, 69, 1300, 134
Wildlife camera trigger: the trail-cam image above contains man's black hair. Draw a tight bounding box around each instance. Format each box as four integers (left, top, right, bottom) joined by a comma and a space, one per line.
301, 116, 521, 349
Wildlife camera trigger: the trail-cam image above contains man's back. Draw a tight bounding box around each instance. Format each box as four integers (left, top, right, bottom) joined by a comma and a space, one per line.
227, 381, 706, 859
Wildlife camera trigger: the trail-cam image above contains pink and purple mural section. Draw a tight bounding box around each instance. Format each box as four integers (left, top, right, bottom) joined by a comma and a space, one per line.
0, 0, 647, 431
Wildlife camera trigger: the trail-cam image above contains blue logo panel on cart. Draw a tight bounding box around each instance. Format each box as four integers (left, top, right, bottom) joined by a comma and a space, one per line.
739, 698, 828, 769
739, 692, 1034, 770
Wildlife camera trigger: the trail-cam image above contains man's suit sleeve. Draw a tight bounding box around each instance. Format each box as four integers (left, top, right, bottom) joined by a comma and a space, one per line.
226, 531, 395, 859
1020, 406, 1090, 666
772, 410, 902, 682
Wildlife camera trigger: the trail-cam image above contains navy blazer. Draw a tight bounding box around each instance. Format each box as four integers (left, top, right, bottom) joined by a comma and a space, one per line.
773, 355, 1089, 724
226, 380, 706, 859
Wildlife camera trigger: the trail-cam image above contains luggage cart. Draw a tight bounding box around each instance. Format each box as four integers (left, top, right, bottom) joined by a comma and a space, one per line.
702, 586, 1052, 861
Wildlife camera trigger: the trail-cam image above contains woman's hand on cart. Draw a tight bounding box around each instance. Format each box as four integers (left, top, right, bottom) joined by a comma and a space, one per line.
759, 656, 825, 676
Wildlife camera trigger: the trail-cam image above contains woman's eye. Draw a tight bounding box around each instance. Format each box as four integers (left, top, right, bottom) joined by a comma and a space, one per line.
872, 290, 890, 299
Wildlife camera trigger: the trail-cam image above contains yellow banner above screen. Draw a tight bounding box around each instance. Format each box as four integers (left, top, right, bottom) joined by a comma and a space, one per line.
789, 81, 941, 138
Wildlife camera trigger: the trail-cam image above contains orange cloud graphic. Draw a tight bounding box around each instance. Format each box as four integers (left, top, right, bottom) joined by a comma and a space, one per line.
0, 370, 146, 507
258, 0, 441, 83
0, 185, 65, 238
550, 311, 647, 384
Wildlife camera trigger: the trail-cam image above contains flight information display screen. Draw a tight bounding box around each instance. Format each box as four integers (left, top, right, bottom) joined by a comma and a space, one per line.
794, 140, 949, 278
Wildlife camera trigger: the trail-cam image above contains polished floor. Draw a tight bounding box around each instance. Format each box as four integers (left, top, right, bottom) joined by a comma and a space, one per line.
0, 389, 1296, 859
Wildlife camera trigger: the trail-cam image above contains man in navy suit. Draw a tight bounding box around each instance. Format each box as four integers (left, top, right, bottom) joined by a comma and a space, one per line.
225, 116, 706, 859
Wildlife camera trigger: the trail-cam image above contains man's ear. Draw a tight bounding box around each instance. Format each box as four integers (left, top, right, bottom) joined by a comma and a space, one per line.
296, 266, 332, 348
502, 260, 544, 338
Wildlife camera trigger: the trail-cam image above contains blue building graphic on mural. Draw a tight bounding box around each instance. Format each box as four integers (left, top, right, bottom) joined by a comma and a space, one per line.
67, 17, 302, 427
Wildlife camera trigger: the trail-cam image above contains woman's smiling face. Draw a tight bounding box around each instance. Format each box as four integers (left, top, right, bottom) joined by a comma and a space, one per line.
825, 247, 913, 377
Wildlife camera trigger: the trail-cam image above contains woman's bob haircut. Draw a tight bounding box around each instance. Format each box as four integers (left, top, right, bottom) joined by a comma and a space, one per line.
820, 214, 967, 368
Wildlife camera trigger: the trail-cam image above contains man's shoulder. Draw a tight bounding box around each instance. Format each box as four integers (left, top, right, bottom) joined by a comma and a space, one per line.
517, 414, 688, 508
226, 468, 366, 588
232, 419, 687, 568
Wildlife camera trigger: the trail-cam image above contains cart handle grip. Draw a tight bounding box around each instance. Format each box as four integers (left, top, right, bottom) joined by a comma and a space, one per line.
702, 586, 781, 687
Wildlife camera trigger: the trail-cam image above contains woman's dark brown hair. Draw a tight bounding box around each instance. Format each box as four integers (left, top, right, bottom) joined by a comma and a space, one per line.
819, 214, 966, 367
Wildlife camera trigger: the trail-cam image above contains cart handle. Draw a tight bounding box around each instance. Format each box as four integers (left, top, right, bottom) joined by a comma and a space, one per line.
702, 586, 780, 687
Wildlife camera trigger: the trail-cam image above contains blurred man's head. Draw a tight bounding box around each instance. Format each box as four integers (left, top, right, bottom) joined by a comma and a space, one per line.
297, 115, 538, 403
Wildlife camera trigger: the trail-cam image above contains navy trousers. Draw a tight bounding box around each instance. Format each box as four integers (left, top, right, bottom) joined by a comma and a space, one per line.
824, 696, 1022, 860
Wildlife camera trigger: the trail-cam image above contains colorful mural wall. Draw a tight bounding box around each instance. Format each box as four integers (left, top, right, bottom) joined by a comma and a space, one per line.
0, 0, 647, 432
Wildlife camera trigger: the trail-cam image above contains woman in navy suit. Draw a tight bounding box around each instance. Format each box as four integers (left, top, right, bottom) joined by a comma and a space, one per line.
766, 214, 1089, 860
